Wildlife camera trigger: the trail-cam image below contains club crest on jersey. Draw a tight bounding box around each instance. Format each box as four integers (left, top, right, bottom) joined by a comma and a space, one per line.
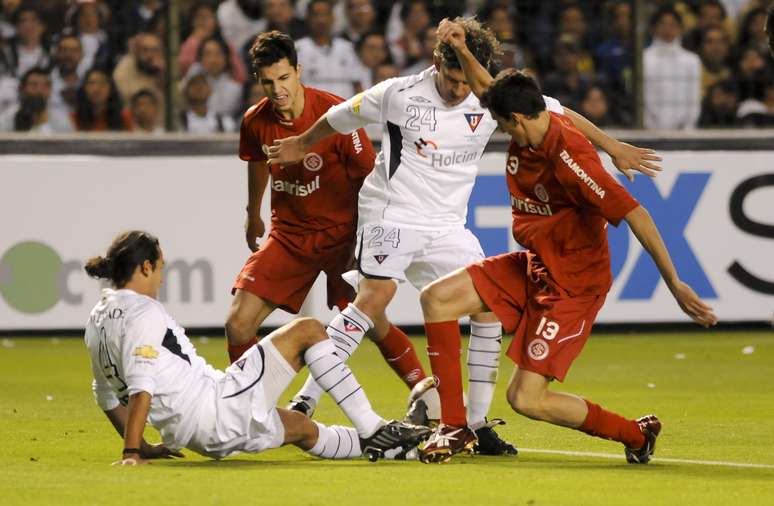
234, 358, 246, 370
303, 152, 323, 171
507, 155, 519, 175
527, 339, 549, 361
464, 113, 484, 132
534, 184, 550, 202
373, 254, 389, 264
414, 138, 438, 158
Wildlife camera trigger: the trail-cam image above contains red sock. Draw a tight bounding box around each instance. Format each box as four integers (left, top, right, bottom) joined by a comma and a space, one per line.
579, 400, 645, 448
228, 337, 257, 364
425, 321, 466, 427
375, 324, 427, 388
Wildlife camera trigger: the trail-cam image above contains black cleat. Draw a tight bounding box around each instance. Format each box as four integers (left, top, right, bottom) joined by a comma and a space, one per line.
473, 418, 518, 456
625, 414, 661, 464
404, 377, 440, 427
287, 395, 316, 417
360, 420, 432, 462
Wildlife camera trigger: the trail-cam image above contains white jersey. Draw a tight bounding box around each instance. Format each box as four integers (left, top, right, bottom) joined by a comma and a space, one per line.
327, 66, 563, 230
84, 288, 223, 450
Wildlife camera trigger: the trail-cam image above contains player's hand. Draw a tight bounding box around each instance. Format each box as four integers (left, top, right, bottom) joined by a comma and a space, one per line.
609, 142, 662, 182
111, 456, 150, 466
245, 214, 265, 252
669, 280, 718, 328
437, 18, 467, 52
268, 136, 306, 166
140, 442, 185, 460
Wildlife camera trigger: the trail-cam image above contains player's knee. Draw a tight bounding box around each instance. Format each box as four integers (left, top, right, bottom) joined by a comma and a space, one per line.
289, 317, 327, 347
419, 282, 450, 316
225, 311, 254, 344
507, 388, 540, 418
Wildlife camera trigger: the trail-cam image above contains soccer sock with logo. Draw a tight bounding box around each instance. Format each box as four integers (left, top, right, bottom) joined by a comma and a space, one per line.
578, 400, 646, 449
294, 303, 373, 403
304, 338, 384, 438
374, 324, 427, 389
306, 422, 362, 459
425, 320, 467, 427
227, 337, 257, 364
466, 321, 503, 430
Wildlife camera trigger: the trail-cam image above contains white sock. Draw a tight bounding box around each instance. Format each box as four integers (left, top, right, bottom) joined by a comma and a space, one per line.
304, 339, 383, 438
306, 422, 362, 459
466, 320, 502, 431
293, 304, 374, 404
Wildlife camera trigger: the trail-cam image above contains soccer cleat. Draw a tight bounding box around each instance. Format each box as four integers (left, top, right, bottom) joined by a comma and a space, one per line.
473, 418, 518, 456
404, 376, 441, 427
625, 414, 662, 464
419, 424, 477, 464
360, 420, 432, 462
287, 395, 317, 418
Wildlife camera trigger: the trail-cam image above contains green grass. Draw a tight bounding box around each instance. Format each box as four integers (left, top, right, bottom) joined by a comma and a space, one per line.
1, 332, 773, 505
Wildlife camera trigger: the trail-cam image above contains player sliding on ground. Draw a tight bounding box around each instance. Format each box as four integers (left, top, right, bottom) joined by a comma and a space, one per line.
83, 231, 429, 465
225, 31, 434, 415
268, 17, 662, 455
415, 19, 719, 464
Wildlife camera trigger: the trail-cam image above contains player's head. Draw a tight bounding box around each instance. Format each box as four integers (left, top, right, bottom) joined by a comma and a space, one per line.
766, 2, 774, 58
249, 30, 302, 113
479, 68, 545, 136
85, 231, 164, 297
433, 17, 500, 106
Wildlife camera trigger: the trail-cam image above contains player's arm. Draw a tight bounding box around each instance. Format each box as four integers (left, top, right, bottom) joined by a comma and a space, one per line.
245, 160, 269, 252
103, 401, 183, 466
563, 108, 662, 181
624, 205, 718, 328
267, 115, 338, 165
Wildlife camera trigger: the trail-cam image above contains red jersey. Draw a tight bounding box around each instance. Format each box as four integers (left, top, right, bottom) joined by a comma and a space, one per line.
506, 112, 639, 296
239, 86, 375, 233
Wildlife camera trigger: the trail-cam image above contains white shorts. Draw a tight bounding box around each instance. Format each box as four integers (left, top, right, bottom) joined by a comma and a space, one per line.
343, 222, 485, 290
187, 338, 296, 459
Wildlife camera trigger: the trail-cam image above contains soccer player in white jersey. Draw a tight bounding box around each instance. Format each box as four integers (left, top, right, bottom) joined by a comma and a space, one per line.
83, 231, 429, 465
268, 18, 662, 455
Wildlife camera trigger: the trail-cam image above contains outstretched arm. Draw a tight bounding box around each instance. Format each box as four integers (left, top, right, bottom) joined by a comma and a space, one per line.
624, 205, 718, 327
267, 115, 338, 166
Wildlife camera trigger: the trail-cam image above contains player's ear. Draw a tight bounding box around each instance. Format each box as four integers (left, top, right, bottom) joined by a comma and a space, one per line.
510, 112, 521, 126
295, 63, 302, 80
140, 259, 152, 277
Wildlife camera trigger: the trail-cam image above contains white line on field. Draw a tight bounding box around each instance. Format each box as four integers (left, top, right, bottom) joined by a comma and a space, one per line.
518, 448, 774, 469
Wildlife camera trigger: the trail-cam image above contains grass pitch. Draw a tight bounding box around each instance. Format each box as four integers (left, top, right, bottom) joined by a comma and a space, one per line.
1, 332, 773, 506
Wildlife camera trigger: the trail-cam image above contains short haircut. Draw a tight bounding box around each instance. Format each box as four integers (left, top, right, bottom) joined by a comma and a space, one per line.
130, 89, 158, 106
650, 5, 683, 29
699, 0, 726, 18
19, 66, 49, 89
307, 0, 332, 17
84, 231, 161, 288
479, 68, 545, 120
249, 30, 298, 72
434, 17, 501, 73
400, 0, 428, 22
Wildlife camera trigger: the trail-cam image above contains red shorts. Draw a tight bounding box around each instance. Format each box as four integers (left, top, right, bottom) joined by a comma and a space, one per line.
466, 251, 606, 381
232, 225, 356, 314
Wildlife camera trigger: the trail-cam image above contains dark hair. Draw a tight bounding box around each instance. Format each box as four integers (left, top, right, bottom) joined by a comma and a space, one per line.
739, 7, 767, 49
249, 30, 297, 73
307, 0, 333, 17
355, 30, 385, 53
14, 66, 50, 131
74, 67, 127, 131
197, 35, 233, 74
400, 0, 428, 22
479, 68, 545, 120
84, 231, 161, 288
650, 5, 683, 29
130, 88, 157, 107
19, 66, 49, 89
435, 17, 501, 73
698, 0, 726, 19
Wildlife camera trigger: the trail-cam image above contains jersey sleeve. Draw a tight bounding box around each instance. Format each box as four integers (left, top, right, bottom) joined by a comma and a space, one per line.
121, 303, 166, 397
543, 95, 563, 114
326, 77, 399, 134
239, 113, 266, 162
555, 139, 639, 226
337, 127, 376, 178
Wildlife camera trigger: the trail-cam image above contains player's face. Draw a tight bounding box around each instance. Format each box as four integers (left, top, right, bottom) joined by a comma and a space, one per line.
435, 64, 471, 106
257, 58, 302, 112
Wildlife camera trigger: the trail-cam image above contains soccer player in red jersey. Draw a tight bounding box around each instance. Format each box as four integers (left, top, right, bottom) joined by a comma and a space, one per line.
417, 20, 719, 464
226, 32, 432, 411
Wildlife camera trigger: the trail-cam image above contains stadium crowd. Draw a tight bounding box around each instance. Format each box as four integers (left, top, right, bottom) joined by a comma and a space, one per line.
0, 0, 771, 134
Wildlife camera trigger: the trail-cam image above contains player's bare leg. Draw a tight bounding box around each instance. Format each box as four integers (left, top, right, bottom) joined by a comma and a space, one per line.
225, 288, 276, 363
506, 366, 660, 464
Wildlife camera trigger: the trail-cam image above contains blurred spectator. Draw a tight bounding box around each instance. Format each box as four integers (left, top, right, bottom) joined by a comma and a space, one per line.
698, 79, 739, 127
354, 31, 388, 88
296, 0, 361, 98
738, 6, 768, 53
195, 35, 242, 116
179, 69, 235, 133
478, 2, 532, 69
0, 67, 71, 132
71, 67, 132, 131
401, 25, 434, 76
49, 31, 84, 117
0, 0, 21, 39
113, 31, 165, 123
555, 2, 594, 77
594, 1, 632, 107
129, 88, 163, 133
237, 78, 264, 117
341, 0, 377, 45
644, 6, 701, 129
179, 1, 247, 83
5, 5, 50, 77
578, 85, 615, 127
735, 45, 769, 100
374, 61, 398, 84
737, 70, 774, 126
699, 27, 732, 94
66, 0, 113, 72
389, 0, 431, 68
217, 0, 263, 51
123, 0, 166, 37
250, 0, 306, 45
541, 35, 592, 111
684, 0, 730, 52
